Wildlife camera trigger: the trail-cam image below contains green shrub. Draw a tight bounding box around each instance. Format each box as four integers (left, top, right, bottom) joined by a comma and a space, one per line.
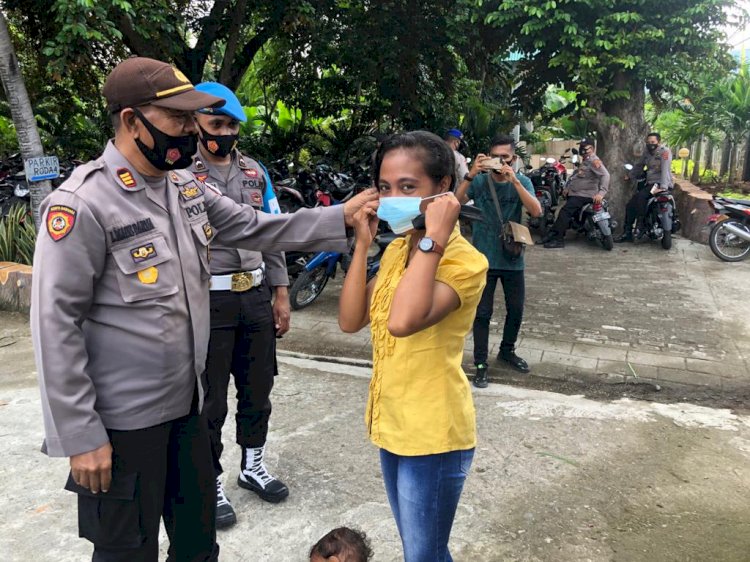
0, 204, 36, 265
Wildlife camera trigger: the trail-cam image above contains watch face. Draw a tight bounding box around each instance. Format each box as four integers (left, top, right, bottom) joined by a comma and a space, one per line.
418, 237, 433, 251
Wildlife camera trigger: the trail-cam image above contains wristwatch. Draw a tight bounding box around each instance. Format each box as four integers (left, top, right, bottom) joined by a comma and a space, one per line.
417, 237, 445, 256
463, 172, 475, 182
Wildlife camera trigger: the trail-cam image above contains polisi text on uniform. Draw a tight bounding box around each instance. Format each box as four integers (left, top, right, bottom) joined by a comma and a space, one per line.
186, 201, 206, 219
110, 218, 155, 244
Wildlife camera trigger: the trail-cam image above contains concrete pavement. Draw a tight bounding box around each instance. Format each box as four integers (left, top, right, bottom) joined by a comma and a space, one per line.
1, 343, 749, 561
279, 236, 750, 395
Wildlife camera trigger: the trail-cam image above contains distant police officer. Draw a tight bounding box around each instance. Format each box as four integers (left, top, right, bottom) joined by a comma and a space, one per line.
30, 57, 376, 562
189, 82, 289, 529
444, 128, 470, 185
616, 132, 673, 242
544, 138, 610, 249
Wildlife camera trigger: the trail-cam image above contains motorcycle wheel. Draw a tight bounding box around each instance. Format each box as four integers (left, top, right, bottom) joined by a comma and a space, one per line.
602, 234, 614, 251
289, 267, 330, 310
661, 230, 672, 250
709, 219, 750, 262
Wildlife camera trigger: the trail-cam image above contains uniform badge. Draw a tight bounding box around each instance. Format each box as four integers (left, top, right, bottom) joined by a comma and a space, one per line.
46, 205, 77, 242
194, 159, 206, 171
117, 168, 137, 188
244, 169, 258, 178
194, 173, 208, 183
180, 183, 202, 200
169, 171, 179, 182
251, 191, 263, 205
207, 140, 219, 153
165, 148, 181, 165
593, 159, 602, 169
130, 242, 157, 263
202, 222, 214, 240
238, 157, 246, 167
137, 266, 159, 284
662, 151, 669, 160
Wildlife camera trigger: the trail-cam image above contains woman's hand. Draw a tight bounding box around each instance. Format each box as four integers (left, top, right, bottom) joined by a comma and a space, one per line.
424, 193, 460, 246
353, 201, 379, 247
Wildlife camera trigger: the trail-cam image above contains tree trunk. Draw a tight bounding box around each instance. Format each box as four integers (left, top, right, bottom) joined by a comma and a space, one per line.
728, 142, 738, 184
690, 135, 703, 184
705, 137, 714, 174
591, 72, 648, 222
742, 133, 750, 182
0, 12, 51, 231
720, 136, 731, 178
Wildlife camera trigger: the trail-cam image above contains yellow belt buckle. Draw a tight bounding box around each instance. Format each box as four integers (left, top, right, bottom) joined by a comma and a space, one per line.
231, 272, 252, 292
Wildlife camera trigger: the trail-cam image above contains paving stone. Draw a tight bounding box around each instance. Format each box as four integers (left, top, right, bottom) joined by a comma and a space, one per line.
685, 358, 748, 378
572, 343, 628, 362
657, 367, 715, 387
518, 338, 573, 354
596, 360, 659, 380
540, 351, 598, 371
627, 350, 687, 370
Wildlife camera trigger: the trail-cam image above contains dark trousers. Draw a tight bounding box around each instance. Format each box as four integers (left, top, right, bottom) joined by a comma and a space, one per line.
472, 269, 525, 365
204, 284, 276, 477
550, 196, 593, 239
624, 189, 653, 230
69, 394, 219, 562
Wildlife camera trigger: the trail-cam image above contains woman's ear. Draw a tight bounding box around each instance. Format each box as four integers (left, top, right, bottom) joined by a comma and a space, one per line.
438, 175, 452, 193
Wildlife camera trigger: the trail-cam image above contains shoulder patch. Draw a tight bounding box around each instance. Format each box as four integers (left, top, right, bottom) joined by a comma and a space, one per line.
117, 168, 137, 188
662, 150, 670, 160
46, 205, 77, 242
593, 158, 602, 169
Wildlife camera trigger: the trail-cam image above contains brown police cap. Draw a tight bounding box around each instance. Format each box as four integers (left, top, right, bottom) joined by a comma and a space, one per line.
103, 57, 225, 113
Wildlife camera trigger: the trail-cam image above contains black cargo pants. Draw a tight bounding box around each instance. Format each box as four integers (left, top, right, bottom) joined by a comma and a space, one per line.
66, 390, 219, 562
203, 281, 277, 477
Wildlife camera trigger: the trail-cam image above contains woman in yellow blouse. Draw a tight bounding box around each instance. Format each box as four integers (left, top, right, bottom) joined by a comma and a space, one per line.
339, 131, 488, 562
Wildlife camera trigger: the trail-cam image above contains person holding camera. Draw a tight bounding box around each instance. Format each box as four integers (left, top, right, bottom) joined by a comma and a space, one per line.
543, 138, 610, 249
455, 135, 542, 388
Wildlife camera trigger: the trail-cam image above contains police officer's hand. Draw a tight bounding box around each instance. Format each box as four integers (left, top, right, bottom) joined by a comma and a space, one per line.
344, 187, 379, 227
71, 442, 113, 494
352, 201, 379, 247
593, 193, 604, 204
273, 287, 291, 336
470, 154, 489, 177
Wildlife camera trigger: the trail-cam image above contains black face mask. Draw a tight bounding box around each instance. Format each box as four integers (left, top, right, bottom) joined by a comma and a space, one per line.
647, 143, 658, 152
198, 125, 238, 158
132, 108, 197, 170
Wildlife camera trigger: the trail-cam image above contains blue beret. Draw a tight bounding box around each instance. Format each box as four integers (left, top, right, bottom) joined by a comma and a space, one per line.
195, 82, 247, 122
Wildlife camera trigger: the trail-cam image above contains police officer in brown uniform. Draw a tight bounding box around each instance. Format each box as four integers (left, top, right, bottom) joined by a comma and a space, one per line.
189, 82, 290, 528
30, 57, 376, 562
544, 138, 610, 248
616, 132, 673, 242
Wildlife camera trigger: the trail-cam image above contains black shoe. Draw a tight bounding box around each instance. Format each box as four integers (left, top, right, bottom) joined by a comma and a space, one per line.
473, 363, 489, 388
633, 228, 646, 244
498, 350, 530, 373
238, 446, 289, 503
215, 478, 237, 529
543, 238, 565, 249
614, 231, 633, 243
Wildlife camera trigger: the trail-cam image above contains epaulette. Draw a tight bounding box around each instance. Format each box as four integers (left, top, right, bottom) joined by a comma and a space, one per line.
57, 159, 105, 193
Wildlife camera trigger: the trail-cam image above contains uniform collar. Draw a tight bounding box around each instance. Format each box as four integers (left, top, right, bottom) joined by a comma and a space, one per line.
103, 140, 151, 192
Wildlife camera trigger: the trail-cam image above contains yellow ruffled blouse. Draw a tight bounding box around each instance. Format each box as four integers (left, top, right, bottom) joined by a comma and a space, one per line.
366, 226, 488, 456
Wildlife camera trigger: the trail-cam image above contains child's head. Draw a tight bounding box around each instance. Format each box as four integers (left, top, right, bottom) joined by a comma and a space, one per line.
373, 130, 456, 199
309, 527, 373, 562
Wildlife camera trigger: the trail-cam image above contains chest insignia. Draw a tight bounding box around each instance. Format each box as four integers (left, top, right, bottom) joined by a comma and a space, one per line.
130, 242, 157, 263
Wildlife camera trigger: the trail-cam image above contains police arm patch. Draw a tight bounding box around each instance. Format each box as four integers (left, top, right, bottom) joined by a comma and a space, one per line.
593, 159, 602, 169
46, 205, 77, 242
662, 151, 670, 160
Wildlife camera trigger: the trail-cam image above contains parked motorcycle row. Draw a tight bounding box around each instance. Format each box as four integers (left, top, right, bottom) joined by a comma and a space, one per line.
707, 195, 750, 262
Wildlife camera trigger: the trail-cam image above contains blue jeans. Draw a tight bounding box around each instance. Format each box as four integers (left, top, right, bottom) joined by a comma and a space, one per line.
380, 448, 475, 562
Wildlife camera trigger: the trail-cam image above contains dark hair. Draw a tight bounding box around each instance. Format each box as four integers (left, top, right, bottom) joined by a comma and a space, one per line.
490, 134, 516, 152
373, 130, 456, 190
111, 111, 122, 133
647, 132, 661, 141
310, 527, 373, 562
